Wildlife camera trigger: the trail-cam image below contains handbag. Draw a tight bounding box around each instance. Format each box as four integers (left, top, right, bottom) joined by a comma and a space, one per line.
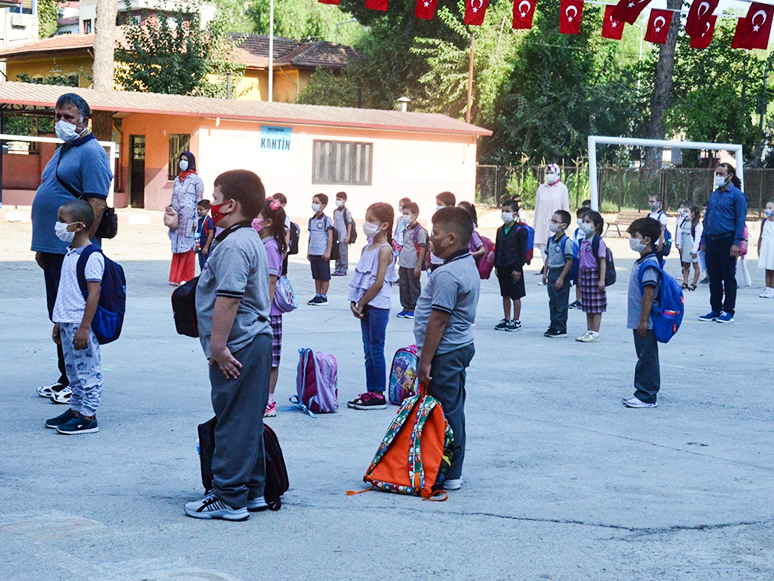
274, 276, 298, 313
164, 205, 179, 229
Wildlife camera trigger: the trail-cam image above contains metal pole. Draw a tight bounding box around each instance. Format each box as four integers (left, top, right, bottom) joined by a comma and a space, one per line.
466, 35, 475, 125
735, 147, 745, 192
0, 110, 4, 209
226, 73, 231, 99
588, 136, 598, 211
268, 0, 274, 103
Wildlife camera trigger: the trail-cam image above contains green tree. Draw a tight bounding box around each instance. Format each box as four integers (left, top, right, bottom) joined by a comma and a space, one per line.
248, 0, 363, 45
37, 0, 61, 38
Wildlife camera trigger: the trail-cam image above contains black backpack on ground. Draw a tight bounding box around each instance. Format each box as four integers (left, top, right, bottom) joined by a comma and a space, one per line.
198, 417, 289, 511
591, 234, 616, 286
171, 277, 199, 337
288, 222, 301, 255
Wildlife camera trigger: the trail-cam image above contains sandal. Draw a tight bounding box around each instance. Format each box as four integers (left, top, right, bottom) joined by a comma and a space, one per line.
688, 284, 697, 291
682, 283, 689, 289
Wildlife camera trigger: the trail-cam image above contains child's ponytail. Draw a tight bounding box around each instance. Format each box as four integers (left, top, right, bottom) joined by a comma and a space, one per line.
261, 198, 288, 255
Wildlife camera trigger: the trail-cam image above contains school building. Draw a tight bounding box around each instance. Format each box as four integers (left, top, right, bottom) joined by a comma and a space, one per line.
0, 82, 491, 219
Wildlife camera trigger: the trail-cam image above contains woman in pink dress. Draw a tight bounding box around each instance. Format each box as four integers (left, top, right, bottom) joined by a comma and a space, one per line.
533, 164, 570, 260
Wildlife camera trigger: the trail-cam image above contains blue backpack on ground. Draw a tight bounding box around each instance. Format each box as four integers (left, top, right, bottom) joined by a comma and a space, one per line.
76, 244, 126, 345
638, 261, 684, 343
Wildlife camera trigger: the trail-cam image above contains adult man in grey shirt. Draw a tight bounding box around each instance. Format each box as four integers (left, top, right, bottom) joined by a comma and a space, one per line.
31, 93, 113, 401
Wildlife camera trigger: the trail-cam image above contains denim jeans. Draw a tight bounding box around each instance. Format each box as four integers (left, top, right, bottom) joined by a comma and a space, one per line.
547, 267, 571, 333
360, 305, 390, 392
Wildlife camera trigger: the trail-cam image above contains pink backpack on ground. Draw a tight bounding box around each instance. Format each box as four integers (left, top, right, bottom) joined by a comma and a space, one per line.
289, 348, 338, 417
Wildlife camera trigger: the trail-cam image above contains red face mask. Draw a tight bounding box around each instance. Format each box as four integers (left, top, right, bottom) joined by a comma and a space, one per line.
210, 203, 227, 226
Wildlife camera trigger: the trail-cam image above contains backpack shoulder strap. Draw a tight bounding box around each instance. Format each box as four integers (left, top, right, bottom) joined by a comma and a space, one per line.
637, 260, 663, 288
76, 244, 102, 300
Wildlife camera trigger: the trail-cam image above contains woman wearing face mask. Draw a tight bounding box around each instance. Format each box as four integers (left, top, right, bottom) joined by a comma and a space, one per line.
533, 164, 570, 271
167, 151, 204, 285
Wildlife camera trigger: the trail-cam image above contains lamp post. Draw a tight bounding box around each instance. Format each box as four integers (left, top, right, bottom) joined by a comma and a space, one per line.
268, 0, 274, 103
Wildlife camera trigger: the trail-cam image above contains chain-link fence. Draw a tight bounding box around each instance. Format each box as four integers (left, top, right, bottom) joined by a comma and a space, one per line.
477, 164, 773, 216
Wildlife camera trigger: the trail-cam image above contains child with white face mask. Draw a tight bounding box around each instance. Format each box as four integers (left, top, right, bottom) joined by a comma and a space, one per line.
347, 204, 398, 410
576, 211, 607, 342
494, 199, 528, 332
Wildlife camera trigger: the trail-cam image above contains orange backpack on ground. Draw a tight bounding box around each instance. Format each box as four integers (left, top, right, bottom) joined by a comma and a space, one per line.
348, 393, 453, 500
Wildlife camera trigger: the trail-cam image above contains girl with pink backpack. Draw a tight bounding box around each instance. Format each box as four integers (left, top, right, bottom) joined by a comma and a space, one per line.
347, 203, 398, 410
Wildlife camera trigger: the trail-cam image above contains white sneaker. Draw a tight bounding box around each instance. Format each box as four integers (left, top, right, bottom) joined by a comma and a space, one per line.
184, 493, 248, 521
444, 478, 463, 491
50, 387, 72, 404
622, 396, 657, 408
247, 496, 268, 512
37, 383, 66, 398
760, 288, 774, 298
576, 332, 600, 343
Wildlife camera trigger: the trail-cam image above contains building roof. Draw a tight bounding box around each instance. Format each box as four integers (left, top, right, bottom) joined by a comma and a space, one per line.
56, 16, 80, 26
230, 34, 362, 70
0, 82, 492, 137
0, 33, 96, 59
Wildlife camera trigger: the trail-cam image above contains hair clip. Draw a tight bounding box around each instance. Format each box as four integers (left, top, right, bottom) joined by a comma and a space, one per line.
270, 199, 282, 211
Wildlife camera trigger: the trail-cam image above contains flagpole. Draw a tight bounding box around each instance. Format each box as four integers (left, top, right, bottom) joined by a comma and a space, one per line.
466, 34, 475, 124
269, 0, 274, 103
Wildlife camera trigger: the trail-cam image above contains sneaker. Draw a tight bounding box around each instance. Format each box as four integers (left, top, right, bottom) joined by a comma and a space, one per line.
494, 319, 509, 331
184, 492, 249, 521
50, 387, 72, 405
45, 408, 77, 429
568, 300, 582, 310
247, 496, 268, 512
347, 392, 387, 410
307, 295, 321, 305
716, 311, 734, 324
759, 288, 774, 298
544, 329, 567, 338
506, 320, 521, 332
396, 310, 407, 318
37, 383, 67, 398
331, 272, 347, 277
444, 478, 463, 491
316, 296, 328, 306
698, 311, 720, 322
56, 415, 99, 435
622, 396, 657, 408
404, 311, 414, 319
576, 331, 600, 343
264, 400, 276, 418
699, 277, 710, 284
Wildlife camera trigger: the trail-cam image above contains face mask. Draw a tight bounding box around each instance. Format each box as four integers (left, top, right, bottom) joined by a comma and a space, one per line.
362, 222, 380, 238
545, 173, 558, 185
715, 175, 728, 189
335, 200, 345, 208
55, 119, 83, 143
577, 219, 583, 228
501, 211, 515, 224
54, 221, 78, 243
210, 202, 229, 226
312, 203, 322, 213
629, 237, 647, 253
766, 209, 773, 218
549, 223, 561, 233
252, 218, 263, 233
179, 159, 189, 172
678, 208, 688, 217
649, 202, 660, 211
436, 205, 445, 212
404, 214, 416, 224
580, 222, 595, 234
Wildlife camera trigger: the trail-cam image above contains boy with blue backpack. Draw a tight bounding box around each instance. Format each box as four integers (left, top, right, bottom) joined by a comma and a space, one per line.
45, 199, 125, 435
541, 210, 575, 338
623, 217, 684, 409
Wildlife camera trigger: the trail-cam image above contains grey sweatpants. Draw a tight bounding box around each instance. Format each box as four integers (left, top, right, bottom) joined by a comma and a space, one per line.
424, 343, 475, 480
633, 329, 660, 404
60, 322, 102, 417
335, 242, 349, 274
210, 332, 271, 508
398, 266, 422, 311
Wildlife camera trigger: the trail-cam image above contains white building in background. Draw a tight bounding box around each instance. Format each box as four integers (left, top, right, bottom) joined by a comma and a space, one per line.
0, 0, 39, 79
55, 1, 80, 35
77, 0, 215, 35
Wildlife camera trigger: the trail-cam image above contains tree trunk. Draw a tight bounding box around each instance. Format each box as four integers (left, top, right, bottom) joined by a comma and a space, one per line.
644, 0, 681, 169
90, 110, 114, 142
92, 0, 118, 91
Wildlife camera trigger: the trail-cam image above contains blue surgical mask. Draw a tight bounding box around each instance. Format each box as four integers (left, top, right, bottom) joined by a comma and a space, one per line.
766, 209, 773, 218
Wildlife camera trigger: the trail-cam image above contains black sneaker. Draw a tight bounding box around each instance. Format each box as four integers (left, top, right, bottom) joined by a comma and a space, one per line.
506, 320, 521, 332
307, 295, 321, 305
348, 392, 387, 410
45, 408, 77, 429
56, 415, 99, 435
544, 328, 567, 338
568, 300, 582, 310
315, 296, 328, 306
494, 319, 508, 331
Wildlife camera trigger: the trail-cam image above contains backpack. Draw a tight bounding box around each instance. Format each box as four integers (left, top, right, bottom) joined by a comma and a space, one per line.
289, 348, 338, 416
76, 245, 126, 344
388, 345, 419, 405
591, 235, 616, 286
516, 222, 535, 264
410, 225, 431, 271
348, 393, 452, 500
344, 208, 358, 244
477, 235, 496, 279
172, 277, 200, 337
639, 261, 684, 343
288, 222, 301, 255
656, 212, 672, 257
198, 417, 289, 510
550, 234, 579, 284
273, 276, 298, 313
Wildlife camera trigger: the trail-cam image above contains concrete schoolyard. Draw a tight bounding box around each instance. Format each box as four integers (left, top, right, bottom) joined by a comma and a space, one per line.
1, 220, 772, 581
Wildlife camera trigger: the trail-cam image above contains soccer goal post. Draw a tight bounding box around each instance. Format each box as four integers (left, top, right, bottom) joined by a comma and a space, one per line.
0, 134, 116, 208
587, 136, 744, 212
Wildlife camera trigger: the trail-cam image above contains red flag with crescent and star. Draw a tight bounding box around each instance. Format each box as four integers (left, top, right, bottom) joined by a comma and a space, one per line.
611, 0, 652, 25
601, 4, 624, 40
512, 0, 536, 29
685, 0, 718, 38
318, 0, 340, 5
690, 15, 716, 49
731, 2, 774, 50
464, 0, 489, 25
415, 0, 438, 19
559, 0, 584, 34
365, 0, 388, 10
644, 9, 673, 44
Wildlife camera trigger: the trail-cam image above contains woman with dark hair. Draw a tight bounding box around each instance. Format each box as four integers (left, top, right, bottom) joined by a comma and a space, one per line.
167, 151, 204, 285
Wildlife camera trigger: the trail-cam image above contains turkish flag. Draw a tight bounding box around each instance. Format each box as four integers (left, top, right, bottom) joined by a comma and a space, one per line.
559, 0, 584, 34
690, 15, 716, 49
318, 0, 339, 4
601, 5, 624, 40
731, 3, 774, 50
611, 0, 652, 25
512, 0, 536, 29
644, 9, 673, 44
415, 0, 438, 19
365, 0, 388, 10
685, 0, 718, 38
464, 0, 488, 25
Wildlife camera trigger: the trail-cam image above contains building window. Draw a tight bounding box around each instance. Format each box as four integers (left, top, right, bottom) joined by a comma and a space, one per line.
312, 140, 372, 186
168, 134, 190, 180
83, 19, 92, 33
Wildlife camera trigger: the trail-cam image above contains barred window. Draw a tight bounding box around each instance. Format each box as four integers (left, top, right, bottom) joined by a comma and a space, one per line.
168, 134, 190, 180
312, 140, 372, 186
